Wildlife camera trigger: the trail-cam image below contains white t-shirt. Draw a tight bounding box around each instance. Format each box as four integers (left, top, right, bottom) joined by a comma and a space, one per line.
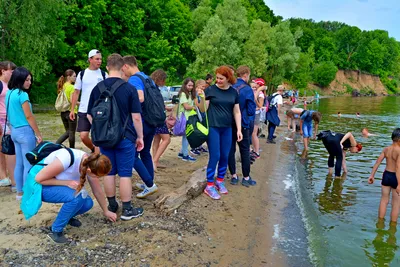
270, 93, 283, 106
255, 92, 265, 114
43, 149, 86, 182
75, 69, 108, 113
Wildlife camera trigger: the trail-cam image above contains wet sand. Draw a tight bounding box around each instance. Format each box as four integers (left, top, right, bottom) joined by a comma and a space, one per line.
0, 110, 295, 266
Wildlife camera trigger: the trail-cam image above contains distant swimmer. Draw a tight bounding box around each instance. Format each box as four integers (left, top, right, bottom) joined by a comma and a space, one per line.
338, 112, 341, 118
317, 130, 362, 177
368, 128, 400, 222
362, 128, 377, 137
356, 112, 360, 117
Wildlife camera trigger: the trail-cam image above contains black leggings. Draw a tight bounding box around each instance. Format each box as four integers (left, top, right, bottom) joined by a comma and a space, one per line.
323, 134, 343, 177
56, 111, 77, 148
228, 124, 251, 177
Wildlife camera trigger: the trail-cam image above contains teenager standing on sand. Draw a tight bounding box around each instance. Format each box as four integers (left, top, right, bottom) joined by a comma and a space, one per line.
198, 66, 242, 200
6, 67, 43, 200
177, 78, 197, 162
70, 50, 107, 152
151, 69, 173, 170
55, 69, 77, 148
0, 61, 16, 190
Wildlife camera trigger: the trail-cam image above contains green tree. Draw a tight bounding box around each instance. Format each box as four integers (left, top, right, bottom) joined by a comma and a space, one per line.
192, 0, 213, 34
290, 45, 315, 89
312, 61, 338, 87
1, 0, 65, 80
188, 15, 240, 77
241, 19, 270, 76
215, 0, 249, 43
265, 21, 302, 87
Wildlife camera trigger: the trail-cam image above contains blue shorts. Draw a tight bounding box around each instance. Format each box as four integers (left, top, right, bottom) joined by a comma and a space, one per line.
302, 122, 313, 138
100, 138, 135, 178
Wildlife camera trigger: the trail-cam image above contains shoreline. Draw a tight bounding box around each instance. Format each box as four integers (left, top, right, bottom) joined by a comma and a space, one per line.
0, 108, 307, 266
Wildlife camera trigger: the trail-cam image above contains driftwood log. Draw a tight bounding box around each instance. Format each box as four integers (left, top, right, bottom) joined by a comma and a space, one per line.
154, 167, 207, 214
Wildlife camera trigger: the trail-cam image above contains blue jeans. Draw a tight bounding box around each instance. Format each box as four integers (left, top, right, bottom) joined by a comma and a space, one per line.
42, 185, 93, 232
134, 121, 155, 187
206, 127, 232, 183
180, 135, 189, 156
11, 125, 36, 193
100, 138, 135, 177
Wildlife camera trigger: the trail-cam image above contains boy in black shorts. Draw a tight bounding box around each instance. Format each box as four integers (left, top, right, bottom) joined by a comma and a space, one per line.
368, 128, 400, 222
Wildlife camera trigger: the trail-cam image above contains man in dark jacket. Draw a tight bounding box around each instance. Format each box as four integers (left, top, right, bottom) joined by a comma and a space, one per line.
228, 65, 257, 187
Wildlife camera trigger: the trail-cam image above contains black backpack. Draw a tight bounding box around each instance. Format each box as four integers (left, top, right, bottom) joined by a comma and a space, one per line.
90, 79, 128, 148
0, 81, 3, 95
26, 141, 75, 167
134, 74, 166, 127
80, 69, 106, 82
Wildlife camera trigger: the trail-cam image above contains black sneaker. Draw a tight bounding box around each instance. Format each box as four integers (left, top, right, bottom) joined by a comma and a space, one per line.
68, 217, 82, 227
108, 203, 119, 213
121, 207, 144, 221
241, 177, 257, 187
230, 176, 239, 185
47, 231, 69, 244
267, 139, 276, 144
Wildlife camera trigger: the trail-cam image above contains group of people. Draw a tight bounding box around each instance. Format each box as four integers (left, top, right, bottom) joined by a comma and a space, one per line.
0, 50, 287, 243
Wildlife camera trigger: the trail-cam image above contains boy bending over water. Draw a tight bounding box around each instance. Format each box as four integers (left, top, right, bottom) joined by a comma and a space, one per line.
368, 128, 400, 222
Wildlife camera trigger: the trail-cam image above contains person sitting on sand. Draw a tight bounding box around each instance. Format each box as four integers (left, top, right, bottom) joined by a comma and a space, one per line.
286, 107, 303, 132
300, 110, 322, 150
30, 151, 115, 244
362, 128, 377, 137
317, 131, 362, 177
368, 128, 400, 223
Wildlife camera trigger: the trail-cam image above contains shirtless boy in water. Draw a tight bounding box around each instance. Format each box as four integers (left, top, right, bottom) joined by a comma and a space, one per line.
368, 128, 400, 222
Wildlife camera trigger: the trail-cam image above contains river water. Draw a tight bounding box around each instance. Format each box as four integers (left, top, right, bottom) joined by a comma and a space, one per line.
286, 97, 400, 267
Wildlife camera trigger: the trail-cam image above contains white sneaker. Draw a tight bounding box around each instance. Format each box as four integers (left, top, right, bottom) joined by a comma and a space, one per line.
135, 183, 146, 191
0, 177, 11, 187
16, 195, 22, 201
136, 184, 158, 199
11, 186, 17, 193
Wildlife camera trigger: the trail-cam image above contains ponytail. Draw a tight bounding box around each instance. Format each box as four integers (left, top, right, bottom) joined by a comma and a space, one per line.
57, 69, 75, 94
77, 153, 112, 192
57, 75, 65, 94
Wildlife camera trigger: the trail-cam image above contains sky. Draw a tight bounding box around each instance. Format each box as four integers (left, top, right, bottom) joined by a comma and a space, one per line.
264, 0, 400, 41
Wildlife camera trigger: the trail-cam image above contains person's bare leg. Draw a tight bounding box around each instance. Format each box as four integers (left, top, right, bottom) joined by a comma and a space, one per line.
103, 175, 117, 197
379, 186, 391, 219
252, 125, 260, 154
80, 131, 95, 151
153, 134, 171, 168
152, 135, 161, 158
119, 177, 133, 202
6, 155, 16, 186
0, 152, 7, 179
303, 137, 309, 150
390, 188, 400, 222
292, 120, 296, 132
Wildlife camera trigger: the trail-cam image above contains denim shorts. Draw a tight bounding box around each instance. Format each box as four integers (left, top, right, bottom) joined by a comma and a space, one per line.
100, 138, 135, 177
302, 122, 313, 138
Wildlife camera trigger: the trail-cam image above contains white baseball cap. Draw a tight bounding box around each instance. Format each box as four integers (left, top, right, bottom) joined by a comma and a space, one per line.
88, 49, 100, 58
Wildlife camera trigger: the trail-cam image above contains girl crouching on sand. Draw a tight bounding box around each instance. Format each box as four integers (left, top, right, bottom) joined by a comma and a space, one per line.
27, 151, 115, 244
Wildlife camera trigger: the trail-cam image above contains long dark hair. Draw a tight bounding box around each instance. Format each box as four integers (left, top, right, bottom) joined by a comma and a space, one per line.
57, 69, 75, 93
179, 77, 195, 100
8, 67, 33, 94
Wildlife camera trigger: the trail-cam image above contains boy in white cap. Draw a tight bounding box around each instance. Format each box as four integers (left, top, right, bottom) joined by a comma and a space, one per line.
70, 49, 107, 152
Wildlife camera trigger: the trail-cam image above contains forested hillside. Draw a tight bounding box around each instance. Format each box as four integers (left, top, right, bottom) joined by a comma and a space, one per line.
1, 0, 399, 103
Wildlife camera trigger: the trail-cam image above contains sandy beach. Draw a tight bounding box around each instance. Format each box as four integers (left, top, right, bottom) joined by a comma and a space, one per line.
0, 108, 296, 266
